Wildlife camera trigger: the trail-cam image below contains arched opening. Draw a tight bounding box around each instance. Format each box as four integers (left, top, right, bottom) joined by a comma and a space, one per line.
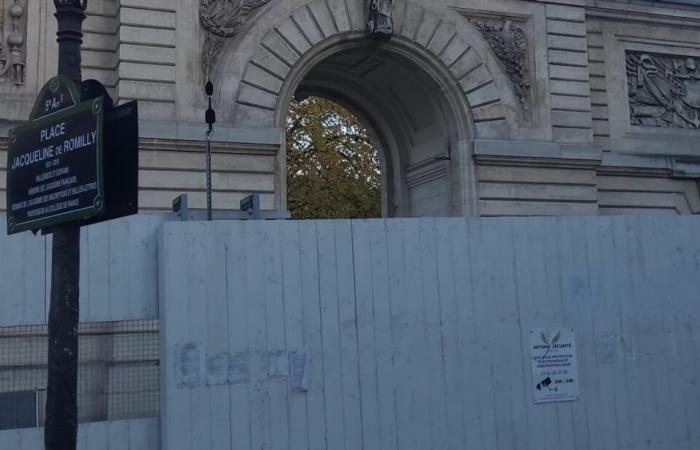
277, 38, 475, 218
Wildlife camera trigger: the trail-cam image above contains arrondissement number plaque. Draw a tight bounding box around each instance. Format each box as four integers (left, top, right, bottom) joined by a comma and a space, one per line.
6, 75, 104, 234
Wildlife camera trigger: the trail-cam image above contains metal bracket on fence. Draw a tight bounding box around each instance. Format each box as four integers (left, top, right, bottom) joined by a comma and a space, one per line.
240, 193, 261, 220
171, 193, 291, 221
172, 194, 189, 221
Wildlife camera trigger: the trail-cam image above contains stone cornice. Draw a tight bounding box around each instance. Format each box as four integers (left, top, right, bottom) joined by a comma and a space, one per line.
586, 0, 700, 28
473, 140, 602, 169
472, 139, 700, 177
139, 138, 278, 156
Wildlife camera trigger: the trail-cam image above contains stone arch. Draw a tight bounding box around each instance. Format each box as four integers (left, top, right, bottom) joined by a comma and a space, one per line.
215, 0, 524, 216
229, 0, 519, 137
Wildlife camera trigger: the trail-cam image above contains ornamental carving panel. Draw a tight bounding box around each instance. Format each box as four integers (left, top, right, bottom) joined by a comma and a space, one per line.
468, 17, 529, 117
199, 0, 271, 82
627, 51, 700, 129
0, 0, 26, 85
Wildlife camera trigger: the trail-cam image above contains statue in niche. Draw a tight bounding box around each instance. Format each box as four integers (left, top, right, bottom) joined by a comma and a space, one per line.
627, 51, 700, 129
367, 0, 393, 38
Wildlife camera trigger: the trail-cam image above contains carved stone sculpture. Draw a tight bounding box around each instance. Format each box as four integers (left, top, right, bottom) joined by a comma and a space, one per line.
627, 51, 700, 129
199, 0, 271, 82
0, 0, 25, 85
468, 17, 529, 117
367, 0, 393, 39
0, 13, 7, 79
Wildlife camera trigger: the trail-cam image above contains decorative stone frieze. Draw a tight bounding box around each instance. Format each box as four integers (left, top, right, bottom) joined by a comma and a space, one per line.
0, 0, 26, 85
627, 51, 700, 129
199, 0, 271, 83
468, 17, 530, 117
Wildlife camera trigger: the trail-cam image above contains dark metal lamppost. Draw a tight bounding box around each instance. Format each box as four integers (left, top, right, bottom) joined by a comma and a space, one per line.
46, 1, 87, 449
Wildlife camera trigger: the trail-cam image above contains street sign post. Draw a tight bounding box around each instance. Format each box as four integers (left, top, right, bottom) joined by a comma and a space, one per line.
44, 2, 88, 447
4, 2, 138, 449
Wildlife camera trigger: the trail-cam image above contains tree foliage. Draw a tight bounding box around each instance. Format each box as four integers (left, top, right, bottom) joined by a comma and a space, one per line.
286, 96, 381, 219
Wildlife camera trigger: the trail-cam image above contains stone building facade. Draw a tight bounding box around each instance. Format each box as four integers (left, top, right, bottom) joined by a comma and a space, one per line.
1, 0, 700, 217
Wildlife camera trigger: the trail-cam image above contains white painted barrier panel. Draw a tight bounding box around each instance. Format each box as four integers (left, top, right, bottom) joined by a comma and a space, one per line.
0, 214, 46, 325
76, 214, 166, 322
159, 215, 700, 450
0, 213, 168, 325
0, 418, 160, 450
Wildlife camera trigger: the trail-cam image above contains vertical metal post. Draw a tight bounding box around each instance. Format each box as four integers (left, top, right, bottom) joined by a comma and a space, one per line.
46, 2, 86, 450
206, 129, 213, 221
205, 80, 216, 221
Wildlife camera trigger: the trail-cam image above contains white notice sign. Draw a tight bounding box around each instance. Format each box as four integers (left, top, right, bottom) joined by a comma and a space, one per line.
529, 328, 579, 404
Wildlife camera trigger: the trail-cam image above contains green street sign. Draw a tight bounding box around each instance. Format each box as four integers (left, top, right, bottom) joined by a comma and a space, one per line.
6, 76, 105, 235
30, 74, 80, 120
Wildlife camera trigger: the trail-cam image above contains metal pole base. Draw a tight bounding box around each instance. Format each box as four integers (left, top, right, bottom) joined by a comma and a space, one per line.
45, 224, 80, 450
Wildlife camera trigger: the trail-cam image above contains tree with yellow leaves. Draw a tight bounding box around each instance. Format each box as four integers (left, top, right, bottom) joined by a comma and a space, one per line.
286, 96, 381, 219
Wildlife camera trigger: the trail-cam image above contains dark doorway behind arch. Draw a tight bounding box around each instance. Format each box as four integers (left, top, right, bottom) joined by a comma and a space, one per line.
286, 96, 382, 220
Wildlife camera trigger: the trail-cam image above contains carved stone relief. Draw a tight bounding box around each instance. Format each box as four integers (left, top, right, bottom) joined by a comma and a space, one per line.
199, 0, 271, 82
627, 51, 700, 129
0, 0, 26, 85
367, 0, 393, 39
468, 17, 530, 117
